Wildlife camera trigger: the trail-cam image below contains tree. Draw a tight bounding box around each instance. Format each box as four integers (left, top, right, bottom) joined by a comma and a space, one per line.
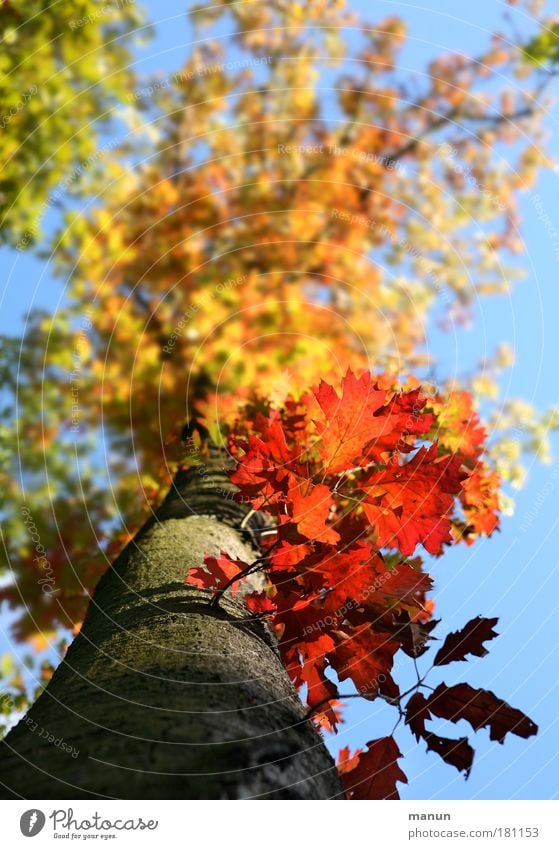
0, 0, 556, 799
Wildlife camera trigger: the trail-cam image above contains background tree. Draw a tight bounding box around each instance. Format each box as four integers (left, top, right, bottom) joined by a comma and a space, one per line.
0, 0, 557, 799
0, 0, 146, 248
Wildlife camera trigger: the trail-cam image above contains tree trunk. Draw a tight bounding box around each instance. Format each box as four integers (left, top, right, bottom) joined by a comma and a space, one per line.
0, 454, 342, 799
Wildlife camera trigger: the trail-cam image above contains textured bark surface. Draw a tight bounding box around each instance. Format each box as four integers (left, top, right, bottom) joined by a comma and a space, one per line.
0, 460, 343, 799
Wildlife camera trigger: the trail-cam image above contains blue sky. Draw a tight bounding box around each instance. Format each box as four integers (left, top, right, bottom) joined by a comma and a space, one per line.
1, 0, 559, 800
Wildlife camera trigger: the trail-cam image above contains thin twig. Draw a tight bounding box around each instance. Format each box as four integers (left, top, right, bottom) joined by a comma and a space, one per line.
208, 538, 281, 609
240, 508, 256, 529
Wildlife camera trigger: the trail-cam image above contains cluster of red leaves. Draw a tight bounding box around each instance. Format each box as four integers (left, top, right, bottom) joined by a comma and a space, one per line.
187, 370, 536, 798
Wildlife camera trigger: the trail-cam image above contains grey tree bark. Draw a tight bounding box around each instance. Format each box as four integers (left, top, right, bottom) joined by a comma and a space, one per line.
0, 455, 342, 799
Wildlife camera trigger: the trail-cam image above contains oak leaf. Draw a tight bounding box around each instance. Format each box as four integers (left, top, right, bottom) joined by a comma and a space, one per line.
426, 683, 538, 743
433, 616, 499, 666
341, 736, 408, 799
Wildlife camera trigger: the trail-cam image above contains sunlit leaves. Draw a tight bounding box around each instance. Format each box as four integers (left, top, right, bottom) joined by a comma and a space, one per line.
521, 22, 559, 66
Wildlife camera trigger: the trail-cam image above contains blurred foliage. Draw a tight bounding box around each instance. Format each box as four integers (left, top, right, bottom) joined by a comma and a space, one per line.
0, 0, 148, 247
522, 20, 559, 66
0, 644, 65, 738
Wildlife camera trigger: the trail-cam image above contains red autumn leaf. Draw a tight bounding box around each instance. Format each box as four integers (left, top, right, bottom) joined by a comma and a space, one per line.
287, 478, 340, 544
269, 540, 313, 571
297, 634, 338, 710
337, 745, 362, 775
274, 589, 325, 651
327, 624, 400, 699
187, 552, 249, 595
367, 560, 433, 608
393, 611, 440, 658
460, 463, 501, 539
430, 391, 488, 461
281, 631, 340, 729
298, 542, 390, 615
244, 589, 276, 615
423, 732, 474, 778
434, 616, 499, 666
229, 419, 304, 508
406, 693, 475, 776
361, 445, 467, 555
426, 683, 538, 743
309, 369, 394, 474
314, 699, 345, 734
341, 736, 408, 799
312, 546, 432, 615
367, 386, 436, 463
405, 691, 431, 741
416, 597, 436, 624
